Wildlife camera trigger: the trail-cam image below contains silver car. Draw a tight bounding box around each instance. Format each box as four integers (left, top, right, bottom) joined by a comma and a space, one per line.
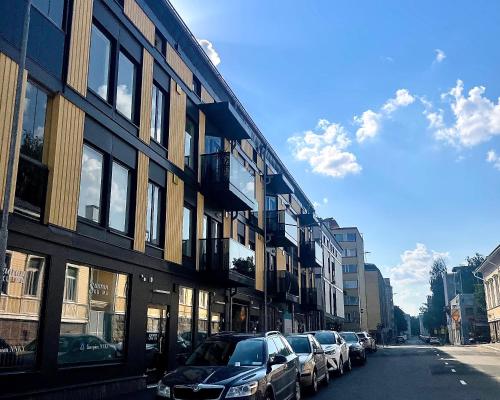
356, 331, 377, 352
286, 334, 329, 394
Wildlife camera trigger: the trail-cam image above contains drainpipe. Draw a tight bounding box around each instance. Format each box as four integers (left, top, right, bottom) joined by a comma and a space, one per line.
0, 0, 31, 285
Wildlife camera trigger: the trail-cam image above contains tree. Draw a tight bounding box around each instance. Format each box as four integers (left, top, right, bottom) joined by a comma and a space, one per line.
394, 306, 408, 334
410, 316, 421, 336
422, 258, 447, 334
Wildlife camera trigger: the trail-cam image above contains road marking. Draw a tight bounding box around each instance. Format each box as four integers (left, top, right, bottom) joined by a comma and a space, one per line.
445, 362, 449, 365
451, 369, 456, 373
460, 380, 467, 385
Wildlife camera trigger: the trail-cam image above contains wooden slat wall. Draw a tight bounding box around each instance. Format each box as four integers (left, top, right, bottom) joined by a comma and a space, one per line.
0, 53, 26, 213
67, 0, 93, 96
139, 49, 154, 144
276, 248, 286, 271
201, 86, 214, 104
167, 80, 186, 169
198, 110, 206, 182
124, 0, 155, 45
241, 140, 253, 159
255, 234, 264, 291
45, 95, 85, 230
196, 192, 204, 270
133, 152, 149, 251
166, 43, 193, 89
255, 173, 264, 228
165, 172, 184, 264
223, 212, 231, 238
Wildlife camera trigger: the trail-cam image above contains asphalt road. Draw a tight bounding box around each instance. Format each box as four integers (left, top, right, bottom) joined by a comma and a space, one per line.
312, 341, 500, 400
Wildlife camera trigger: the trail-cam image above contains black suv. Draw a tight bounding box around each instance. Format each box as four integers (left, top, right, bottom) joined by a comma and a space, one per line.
157, 331, 300, 400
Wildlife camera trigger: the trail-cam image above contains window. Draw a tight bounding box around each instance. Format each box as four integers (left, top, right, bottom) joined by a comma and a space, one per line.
32, 0, 65, 28
346, 233, 356, 242
20, 81, 48, 162
109, 161, 131, 233
63, 267, 78, 302
59, 264, 128, 365
78, 145, 103, 223
205, 135, 222, 154
116, 51, 136, 120
334, 234, 344, 242
193, 75, 202, 98
237, 220, 245, 245
88, 24, 111, 101
343, 264, 357, 273
178, 287, 194, 356
0, 250, 46, 370
345, 296, 359, 305
182, 207, 193, 257
184, 118, 196, 169
343, 248, 357, 257
154, 29, 166, 54
151, 84, 166, 143
198, 290, 209, 342
146, 182, 161, 246
344, 280, 358, 289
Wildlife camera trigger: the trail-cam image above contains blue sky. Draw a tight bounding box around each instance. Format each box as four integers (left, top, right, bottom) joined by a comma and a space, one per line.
170, 0, 500, 315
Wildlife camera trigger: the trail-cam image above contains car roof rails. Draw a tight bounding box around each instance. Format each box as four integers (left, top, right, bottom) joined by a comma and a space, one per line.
265, 331, 282, 337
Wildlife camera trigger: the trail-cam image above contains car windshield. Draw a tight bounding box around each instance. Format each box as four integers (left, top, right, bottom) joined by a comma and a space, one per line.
314, 332, 335, 344
356, 333, 365, 339
286, 336, 311, 354
185, 339, 265, 367
340, 333, 359, 342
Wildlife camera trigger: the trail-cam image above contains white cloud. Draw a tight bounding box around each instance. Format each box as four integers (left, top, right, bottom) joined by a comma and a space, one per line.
486, 149, 500, 170
197, 39, 221, 66
430, 80, 500, 147
355, 89, 415, 143
434, 49, 446, 63
389, 243, 449, 315
288, 119, 362, 178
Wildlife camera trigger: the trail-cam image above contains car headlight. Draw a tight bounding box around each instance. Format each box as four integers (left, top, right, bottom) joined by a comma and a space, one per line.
157, 382, 171, 398
226, 381, 258, 398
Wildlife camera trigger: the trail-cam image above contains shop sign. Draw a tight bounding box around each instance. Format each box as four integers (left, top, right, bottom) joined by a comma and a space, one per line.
2, 268, 26, 284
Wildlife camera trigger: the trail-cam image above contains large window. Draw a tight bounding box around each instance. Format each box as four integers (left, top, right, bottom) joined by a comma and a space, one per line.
184, 118, 195, 169
343, 248, 357, 257
59, 263, 128, 365
109, 161, 131, 233
345, 296, 359, 306
177, 287, 193, 358
344, 280, 358, 289
0, 250, 46, 370
343, 264, 357, 273
78, 144, 103, 223
20, 81, 47, 162
32, 0, 65, 28
88, 24, 111, 101
116, 51, 136, 120
146, 182, 162, 246
151, 84, 166, 144
182, 206, 193, 257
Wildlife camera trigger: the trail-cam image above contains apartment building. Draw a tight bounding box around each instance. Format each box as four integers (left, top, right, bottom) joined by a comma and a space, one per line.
384, 277, 396, 340
0, 0, 328, 397
477, 245, 500, 342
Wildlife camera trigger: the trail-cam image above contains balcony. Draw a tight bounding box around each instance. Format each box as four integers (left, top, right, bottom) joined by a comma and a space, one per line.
265, 210, 298, 248
266, 173, 293, 195
300, 240, 323, 268
301, 287, 321, 309
199, 101, 251, 140
199, 238, 256, 287
201, 152, 257, 211
267, 270, 300, 303
298, 212, 319, 227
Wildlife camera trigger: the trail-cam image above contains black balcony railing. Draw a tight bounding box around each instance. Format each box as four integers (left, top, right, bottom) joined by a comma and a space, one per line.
201, 152, 257, 211
301, 287, 320, 309
300, 240, 323, 268
267, 270, 299, 303
14, 155, 48, 220
265, 210, 298, 248
199, 238, 256, 287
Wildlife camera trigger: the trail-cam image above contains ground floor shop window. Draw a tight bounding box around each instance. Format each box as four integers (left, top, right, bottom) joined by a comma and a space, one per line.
232, 304, 248, 332
198, 290, 209, 343
177, 287, 193, 360
0, 249, 46, 370
145, 305, 169, 383
58, 263, 128, 365
211, 312, 221, 334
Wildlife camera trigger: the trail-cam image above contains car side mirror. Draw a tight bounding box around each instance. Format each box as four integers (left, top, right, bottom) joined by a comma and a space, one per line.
314, 348, 324, 355
269, 354, 287, 366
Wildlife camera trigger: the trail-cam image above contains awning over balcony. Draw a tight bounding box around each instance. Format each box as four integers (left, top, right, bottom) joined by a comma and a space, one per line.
199, 101, 251, 140
298, 212, 319, 226
266, 173, 294, 195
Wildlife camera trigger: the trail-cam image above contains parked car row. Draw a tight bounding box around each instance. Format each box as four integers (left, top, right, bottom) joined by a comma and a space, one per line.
157, 330, 376, 399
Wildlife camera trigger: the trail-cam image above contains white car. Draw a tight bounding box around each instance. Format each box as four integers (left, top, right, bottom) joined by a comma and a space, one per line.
307, 330, 351, 376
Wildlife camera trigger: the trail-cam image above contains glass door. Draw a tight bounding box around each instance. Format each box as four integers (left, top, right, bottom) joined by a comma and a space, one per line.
145, 305, 169, 384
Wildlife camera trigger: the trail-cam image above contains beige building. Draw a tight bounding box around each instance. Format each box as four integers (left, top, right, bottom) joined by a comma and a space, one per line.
477, 245, 500, 342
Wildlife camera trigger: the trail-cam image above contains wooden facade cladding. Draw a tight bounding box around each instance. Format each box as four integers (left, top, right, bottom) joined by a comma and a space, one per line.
45, 95, 85, 230
195, 192, 204, 270
167, 79, 186, 169
67, 0, 93, 96
164, 171, 184, 264
255, 173, 264, 227
133, 152, 149, 251
0, 53, 26, 212
255, 234, 264, 291
139, 49, 153, 144
166, 43, 193, 89
124, 0, 155, 45
201, 86, 214, 104
276, 248, 286, 271
241, 140, 253, 159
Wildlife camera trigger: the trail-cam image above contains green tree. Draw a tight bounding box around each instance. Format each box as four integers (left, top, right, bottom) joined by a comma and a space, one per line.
422, 258, 447, 334
394, 306, 408, 334
410, 316, 420, 336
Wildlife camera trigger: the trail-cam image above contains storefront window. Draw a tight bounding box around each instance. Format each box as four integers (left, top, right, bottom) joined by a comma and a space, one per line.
177, 287, 193, 359
211, 313, 221, 335
59, 263, 128, 365
198, 290, 209, 343
0, 249, 46, 370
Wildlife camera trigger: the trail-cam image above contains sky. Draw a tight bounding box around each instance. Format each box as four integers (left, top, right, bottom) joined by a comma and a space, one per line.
169, 0, 500, 315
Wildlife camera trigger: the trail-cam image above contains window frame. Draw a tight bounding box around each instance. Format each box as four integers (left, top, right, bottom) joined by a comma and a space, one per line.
182, 205, 195, 259
108, 159, 132, 235
115, 49, 137, 122
78, 143, 105, 225
146, 181, 163, 247
23, 255, 45, 298
88, 22, 113, 103
150, 82, 168, 146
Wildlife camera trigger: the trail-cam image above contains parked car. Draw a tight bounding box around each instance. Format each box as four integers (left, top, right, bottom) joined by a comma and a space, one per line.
286, 334, 329, 394
307, 330, 350, 376
429, 337, 441, 345
157, 331, 301, 400
356, 331, 377, 352
339, 331, 366, 365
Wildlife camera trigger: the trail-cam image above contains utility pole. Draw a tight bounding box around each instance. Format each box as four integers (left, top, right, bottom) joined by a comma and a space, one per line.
0, 0, 31, 289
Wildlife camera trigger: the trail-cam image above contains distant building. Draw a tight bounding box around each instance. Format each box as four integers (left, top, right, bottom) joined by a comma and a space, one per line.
364, 263, 392, 343
419, 313, 429, 336
384, 278, 396, 340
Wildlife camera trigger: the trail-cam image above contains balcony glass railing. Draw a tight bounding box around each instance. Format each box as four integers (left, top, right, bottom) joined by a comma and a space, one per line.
229, 154, 255, 203
266, 210, 298, 247
314, 241, 323, 266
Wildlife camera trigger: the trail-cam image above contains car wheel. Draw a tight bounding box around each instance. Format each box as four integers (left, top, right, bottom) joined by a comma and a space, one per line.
337, 357, 344, 376
265, 389, 274, 400
323, 367, 330, 385
362, 351, 367, 365
311, 370, 319, 394
346, 356, 352, 372
294, 376, 301, 400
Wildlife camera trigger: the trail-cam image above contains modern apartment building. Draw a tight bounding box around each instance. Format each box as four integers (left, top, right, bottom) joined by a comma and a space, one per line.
0, 0, 334, 397
325, 220, 368, 331
477, 245, 500, 342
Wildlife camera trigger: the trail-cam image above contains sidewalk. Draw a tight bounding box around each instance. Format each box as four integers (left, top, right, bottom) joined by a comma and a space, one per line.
478, 342, 500, 353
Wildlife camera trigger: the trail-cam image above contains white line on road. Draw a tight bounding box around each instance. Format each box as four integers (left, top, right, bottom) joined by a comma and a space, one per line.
451, 369, 456, 373
445, 362, 449, 365
460, 380, 467, 385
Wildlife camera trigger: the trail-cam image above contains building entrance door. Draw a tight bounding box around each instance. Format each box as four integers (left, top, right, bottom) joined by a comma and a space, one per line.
145, 305, 169, 384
